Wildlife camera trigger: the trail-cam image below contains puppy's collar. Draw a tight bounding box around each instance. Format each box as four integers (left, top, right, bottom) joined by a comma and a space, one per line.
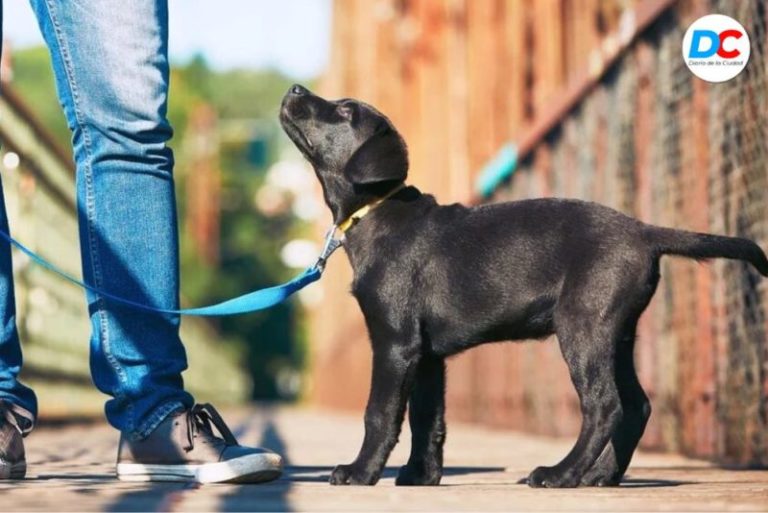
338, 183, 406, 233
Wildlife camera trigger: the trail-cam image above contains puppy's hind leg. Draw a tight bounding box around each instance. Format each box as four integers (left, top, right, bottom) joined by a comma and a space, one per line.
581, 323, 651, 486
527, 322, 623, 488
396, 355, 446, 486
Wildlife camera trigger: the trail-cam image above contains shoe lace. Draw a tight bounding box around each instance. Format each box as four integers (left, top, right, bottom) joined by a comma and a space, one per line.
0, 401, 31, 436
184, 403, 239, 452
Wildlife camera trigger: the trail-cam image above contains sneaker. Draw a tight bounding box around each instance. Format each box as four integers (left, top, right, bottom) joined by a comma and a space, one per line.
116, 403, 283, 484
0, 401, 31, 480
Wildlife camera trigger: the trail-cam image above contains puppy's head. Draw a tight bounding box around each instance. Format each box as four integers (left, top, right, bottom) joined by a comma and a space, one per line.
280, 84, 408, 222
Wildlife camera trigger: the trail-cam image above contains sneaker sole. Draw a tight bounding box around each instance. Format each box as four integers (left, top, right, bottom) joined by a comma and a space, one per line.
116, 452, 283, 484
0, 461, 26, 480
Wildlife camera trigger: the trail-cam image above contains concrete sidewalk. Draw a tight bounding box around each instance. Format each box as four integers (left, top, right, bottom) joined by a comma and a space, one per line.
3, 407, 767, 512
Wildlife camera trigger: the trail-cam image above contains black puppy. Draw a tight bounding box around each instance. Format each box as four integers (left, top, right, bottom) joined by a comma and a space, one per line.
280, 84, 768, 488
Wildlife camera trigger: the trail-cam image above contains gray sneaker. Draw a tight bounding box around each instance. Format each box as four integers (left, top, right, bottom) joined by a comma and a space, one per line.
0, 401, 32, 480
116, 403, 283, 484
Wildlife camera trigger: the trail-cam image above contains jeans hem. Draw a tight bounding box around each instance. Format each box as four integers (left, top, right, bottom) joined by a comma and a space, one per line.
131, 400, 186, 441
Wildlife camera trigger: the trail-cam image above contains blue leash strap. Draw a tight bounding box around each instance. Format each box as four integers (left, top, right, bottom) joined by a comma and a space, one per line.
0, 225, 342, 317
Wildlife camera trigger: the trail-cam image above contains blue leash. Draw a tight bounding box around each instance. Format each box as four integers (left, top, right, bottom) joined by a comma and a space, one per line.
0, 225, 342, 316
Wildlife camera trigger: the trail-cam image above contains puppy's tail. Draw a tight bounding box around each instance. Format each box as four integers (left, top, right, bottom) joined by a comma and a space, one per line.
646, 226, 768, 276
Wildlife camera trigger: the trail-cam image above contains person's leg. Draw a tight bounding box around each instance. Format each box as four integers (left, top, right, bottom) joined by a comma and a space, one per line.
0, 0, 38, 427
0, 3, 36, 481
28, 0, 192, 438
0, 180, 37, 427
28, 0, 282, 484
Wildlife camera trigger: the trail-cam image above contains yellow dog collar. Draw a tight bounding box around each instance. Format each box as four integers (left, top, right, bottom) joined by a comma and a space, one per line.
338, 184, 406, 233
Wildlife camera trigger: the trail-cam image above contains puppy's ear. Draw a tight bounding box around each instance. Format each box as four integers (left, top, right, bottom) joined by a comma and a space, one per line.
343, 129, 408, 185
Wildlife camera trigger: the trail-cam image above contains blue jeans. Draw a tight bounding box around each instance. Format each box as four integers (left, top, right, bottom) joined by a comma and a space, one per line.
0, 0, 194, 438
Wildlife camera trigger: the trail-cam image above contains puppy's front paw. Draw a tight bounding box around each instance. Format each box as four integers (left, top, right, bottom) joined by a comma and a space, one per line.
329, 464, 379, 486
395, 463, 442, 486
527, 465, 580, 488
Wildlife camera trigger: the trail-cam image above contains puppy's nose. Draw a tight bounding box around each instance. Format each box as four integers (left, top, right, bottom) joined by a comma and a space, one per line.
290, 84, 308, 96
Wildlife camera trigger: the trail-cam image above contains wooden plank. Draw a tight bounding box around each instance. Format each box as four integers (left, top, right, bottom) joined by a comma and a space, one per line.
633, 40, 662, 450
466, 0, 498, 172
446, 0, 471, 201
504, 0, 527, 139
376, 0, 405, 129
532, 0, 565, 112
690, 72, 715, 458
470, 0, 677, 203
415, 0, 450, 200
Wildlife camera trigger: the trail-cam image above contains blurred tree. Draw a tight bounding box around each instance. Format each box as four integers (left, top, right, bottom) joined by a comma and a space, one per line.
171, 57, 314, 400
10, 47, 71, 152
11, 48, 314, 401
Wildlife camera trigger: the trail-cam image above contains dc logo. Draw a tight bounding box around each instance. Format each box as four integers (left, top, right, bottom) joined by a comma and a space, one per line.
682, 14, 750, 83
689, 29, 744, 59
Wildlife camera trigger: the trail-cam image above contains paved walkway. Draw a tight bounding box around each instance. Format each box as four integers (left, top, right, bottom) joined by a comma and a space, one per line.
3, 407, 767, 512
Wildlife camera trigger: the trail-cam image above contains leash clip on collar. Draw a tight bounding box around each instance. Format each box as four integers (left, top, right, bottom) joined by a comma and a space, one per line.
314, 224, 343, 273
313, 182, 407, 271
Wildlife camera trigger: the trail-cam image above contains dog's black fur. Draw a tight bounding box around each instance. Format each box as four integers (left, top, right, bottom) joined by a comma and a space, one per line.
280, 85, 768, 488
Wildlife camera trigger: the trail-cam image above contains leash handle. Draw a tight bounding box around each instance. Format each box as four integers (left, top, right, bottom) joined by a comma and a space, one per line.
0, 226, 340, 317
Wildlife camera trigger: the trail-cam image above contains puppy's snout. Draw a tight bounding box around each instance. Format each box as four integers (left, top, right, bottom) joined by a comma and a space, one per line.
281, 85, 311, 121
289, 84, 309, 96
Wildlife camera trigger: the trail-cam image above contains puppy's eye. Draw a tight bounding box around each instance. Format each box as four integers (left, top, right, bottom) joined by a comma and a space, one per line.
337, 104, 354, 121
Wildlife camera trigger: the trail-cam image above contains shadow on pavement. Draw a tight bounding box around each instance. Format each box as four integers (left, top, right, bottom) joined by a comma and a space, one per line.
514, 475, 694, 487
106, 483, 199, 512
25, 410, 706, 512
33, 473, 113, 481
619, 478, 693, 487
217, 412, 292, 512
101, 411, 283, 512
284, 465, 505, 483
218, 416, 510, 511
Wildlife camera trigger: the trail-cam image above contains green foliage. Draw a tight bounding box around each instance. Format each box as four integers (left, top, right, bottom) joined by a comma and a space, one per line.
209, 69, 298, 120
11, 47, 72, 154
11, 48, 314, 401
169, 56, 314, 400
179, 129, 310, 400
